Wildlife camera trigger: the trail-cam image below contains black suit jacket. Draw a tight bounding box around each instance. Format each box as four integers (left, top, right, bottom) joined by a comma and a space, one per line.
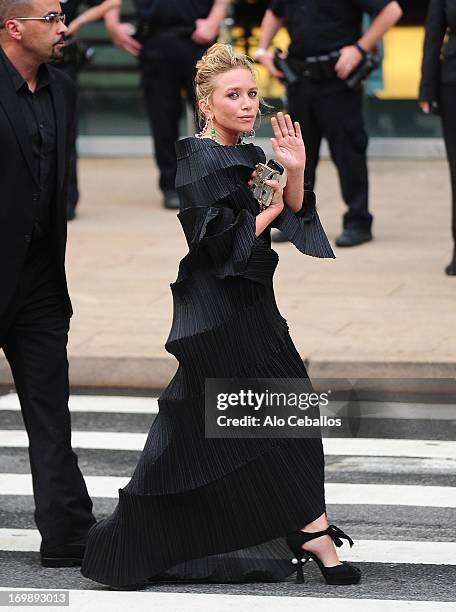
419, 0, 456, 102
0, 49, 76, 320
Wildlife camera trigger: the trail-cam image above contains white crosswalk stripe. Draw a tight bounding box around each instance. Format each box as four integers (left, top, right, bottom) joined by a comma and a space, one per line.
1, 392, 455, 420
1, 589, 455, 612
1, 528, 455, 565
0, 393, 159, 414
1, 429, 455, 459
1, 393, 454, 605
1, 473, 455, 506
0, 430, 148, 451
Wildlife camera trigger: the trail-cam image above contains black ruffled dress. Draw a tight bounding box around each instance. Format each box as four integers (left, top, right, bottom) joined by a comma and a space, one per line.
81, 137, 335, 587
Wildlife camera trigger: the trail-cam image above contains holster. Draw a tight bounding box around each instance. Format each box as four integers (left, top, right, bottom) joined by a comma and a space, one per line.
289, 52, 340, 82
135, 22, 195, 42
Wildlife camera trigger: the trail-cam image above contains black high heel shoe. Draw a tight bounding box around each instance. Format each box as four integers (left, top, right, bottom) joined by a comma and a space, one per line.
286, 524, 361, 585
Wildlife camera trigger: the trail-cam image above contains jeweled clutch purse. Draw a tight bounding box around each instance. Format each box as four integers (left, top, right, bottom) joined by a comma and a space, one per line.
251, 159, 287, 211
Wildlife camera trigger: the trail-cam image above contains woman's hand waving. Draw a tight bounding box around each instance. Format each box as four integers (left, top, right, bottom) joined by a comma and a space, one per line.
270, 112, 306, 173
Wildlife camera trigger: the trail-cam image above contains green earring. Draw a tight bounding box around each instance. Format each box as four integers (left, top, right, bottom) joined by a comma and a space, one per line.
210, 126, 216, 140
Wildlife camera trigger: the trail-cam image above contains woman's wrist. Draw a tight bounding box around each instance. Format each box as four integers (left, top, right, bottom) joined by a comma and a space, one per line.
261, 203, 283, 220
285, 167, 305, 189
256, 203, 283, 235
287, 166, 305, 175
283, 169, 304, 212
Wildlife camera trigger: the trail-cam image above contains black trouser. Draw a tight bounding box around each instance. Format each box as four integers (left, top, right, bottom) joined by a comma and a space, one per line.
0, 239, 95, 550
139, 35, 209, 193
440, 84, 456, 254
55, 62, 79, 215
287, 77, 372, 232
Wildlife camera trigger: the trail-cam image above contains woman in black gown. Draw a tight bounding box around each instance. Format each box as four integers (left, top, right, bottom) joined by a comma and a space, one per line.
81, 43, 361, 588
419, 0, 456, 275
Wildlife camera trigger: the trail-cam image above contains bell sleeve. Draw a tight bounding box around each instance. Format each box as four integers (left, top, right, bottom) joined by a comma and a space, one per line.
177, 205, 278, 286
271, 188, 335, 258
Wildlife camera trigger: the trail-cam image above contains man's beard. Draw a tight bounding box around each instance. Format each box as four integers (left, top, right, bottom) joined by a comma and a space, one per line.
50, 42, 64, 61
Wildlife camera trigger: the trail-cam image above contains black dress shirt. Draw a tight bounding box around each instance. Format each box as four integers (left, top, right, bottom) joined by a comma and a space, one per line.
0, 48, 57, 238
269, 0, 392, 59
133, 0, 213, 24
420, 0, 456, 101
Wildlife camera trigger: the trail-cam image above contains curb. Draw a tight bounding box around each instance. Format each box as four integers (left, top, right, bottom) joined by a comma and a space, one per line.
2, 356, 455, 392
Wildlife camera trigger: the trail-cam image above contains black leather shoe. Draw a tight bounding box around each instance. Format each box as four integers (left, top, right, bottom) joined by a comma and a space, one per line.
271, 229, 289, 243
163, 190, 180, 209
40, 544, 85, 568
335, 228, 373, 247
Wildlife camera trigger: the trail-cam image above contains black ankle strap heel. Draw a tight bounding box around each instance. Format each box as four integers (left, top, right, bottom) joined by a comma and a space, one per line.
291, 551, 311, 583
286, 524, 361, 585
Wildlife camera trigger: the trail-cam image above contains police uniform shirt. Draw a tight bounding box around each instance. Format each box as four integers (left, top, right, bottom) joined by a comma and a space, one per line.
134, 0, 214, 25
59, 0, 103, 25
269, 0, 393, 59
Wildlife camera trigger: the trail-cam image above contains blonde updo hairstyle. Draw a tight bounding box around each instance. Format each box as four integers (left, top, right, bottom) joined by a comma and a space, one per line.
195, 43, 267, 129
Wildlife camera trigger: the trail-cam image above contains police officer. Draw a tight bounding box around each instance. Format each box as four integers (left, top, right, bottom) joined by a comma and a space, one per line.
54, 0, 108, 220
258, 0, 403, 247
104, 0, 230, 209
420, 0, 456, 276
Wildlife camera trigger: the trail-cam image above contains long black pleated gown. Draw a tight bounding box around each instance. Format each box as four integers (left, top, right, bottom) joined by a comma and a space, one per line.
81, 136, 336, 587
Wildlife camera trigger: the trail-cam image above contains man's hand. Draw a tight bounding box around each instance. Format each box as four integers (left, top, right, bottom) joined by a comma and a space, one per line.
335, 45, 363, 80
66, 17, 83, 36
258, 52, 284, 79
191, 18, 219, 44
419, 101, 431, 114
108, 22, 142, 56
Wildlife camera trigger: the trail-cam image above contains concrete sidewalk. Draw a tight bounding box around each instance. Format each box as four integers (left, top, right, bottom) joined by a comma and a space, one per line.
1, 156, 455, 390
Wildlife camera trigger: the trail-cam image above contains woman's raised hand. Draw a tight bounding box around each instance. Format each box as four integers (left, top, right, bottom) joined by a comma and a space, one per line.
270, 112, 306, 173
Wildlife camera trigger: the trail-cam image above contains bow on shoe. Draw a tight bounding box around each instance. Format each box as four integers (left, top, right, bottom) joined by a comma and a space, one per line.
327, 525, 354, 548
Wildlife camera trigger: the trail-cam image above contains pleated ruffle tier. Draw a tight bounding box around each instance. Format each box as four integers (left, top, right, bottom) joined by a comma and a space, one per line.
81, 137, 333, 586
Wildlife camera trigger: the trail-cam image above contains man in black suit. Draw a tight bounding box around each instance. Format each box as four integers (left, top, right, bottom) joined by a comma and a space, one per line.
0, 0, 96, 566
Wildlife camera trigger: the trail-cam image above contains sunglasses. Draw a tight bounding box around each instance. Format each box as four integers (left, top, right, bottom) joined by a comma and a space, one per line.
10, 12, 66, 25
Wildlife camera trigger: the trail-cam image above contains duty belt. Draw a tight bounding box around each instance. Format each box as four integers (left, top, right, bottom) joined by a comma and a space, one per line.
289, 51, 340, 82
136, 22, 195, 40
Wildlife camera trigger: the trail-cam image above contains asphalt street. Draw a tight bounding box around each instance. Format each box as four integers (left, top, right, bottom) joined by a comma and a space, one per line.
0, 391, 455, 611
